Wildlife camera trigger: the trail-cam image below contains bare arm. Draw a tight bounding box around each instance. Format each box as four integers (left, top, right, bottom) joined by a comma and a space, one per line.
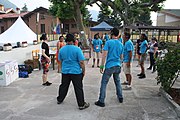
80, 60, 85, 77
100, 50, 107, 73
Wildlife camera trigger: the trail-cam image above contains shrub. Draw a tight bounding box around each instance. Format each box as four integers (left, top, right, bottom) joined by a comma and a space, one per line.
156, 42, 180, 92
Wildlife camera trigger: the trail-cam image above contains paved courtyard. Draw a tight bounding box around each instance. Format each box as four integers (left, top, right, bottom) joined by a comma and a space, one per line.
0, 58, 179, 120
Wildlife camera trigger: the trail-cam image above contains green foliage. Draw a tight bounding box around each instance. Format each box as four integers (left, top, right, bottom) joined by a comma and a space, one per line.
98, 3, 122, 27
156, 42, 180, 92
49, 0, 90, 21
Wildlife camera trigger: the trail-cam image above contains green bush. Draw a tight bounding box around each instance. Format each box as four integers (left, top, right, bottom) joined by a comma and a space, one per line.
156, 42, 180, 92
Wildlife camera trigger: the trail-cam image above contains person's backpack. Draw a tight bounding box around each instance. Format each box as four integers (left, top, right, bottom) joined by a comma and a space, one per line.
18, 65, 33, 74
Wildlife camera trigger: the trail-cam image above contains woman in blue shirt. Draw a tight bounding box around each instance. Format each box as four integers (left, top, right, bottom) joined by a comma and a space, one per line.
138, 33, 149, 79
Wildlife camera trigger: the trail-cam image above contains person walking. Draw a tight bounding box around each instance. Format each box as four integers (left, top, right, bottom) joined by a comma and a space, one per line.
56, 36, 65, 73
147, 37, 158, 73
121, 32, 134, 90
57, 34, 90, 110
95, 28, 124, 107
92, 33, 103, 68
137, 33, 149, 79
40, 33, 52, 86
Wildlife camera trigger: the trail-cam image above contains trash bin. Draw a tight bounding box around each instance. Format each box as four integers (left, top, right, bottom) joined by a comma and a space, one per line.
17, 42, 21, 47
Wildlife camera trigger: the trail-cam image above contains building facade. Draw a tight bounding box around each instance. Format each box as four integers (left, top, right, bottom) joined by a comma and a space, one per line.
157, 9, 180, 26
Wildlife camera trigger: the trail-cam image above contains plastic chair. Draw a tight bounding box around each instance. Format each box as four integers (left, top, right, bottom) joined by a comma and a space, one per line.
32, 49, 41, 69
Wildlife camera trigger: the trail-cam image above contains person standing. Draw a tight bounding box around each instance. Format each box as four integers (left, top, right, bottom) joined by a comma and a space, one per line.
56, 36, 65, 73
95, 28, 124, 107
135, 38, 141, 67
40, 33, 52, 86
137, 33, 149, 79
147, 37, 158, 73
57, 34, 90, 110
121, 32, 134, 90
104, 33, 109, 41
92, 33, 103, 68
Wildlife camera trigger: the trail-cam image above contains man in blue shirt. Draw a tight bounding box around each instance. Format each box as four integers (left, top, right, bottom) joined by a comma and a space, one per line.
95, 28, 124, 107
92, 34, 103, 67
57, 34, 90, 110
137, 33, 148, 79
122, 32, 134, 90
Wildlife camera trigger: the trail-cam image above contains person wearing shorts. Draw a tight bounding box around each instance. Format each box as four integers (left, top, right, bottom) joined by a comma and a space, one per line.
137, 33, 148, 79
40, 33, 52, 86
122, 32, 134, 90
92, 33, 103, 67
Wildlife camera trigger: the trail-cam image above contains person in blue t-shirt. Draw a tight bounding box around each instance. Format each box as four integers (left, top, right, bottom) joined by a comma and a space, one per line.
122, 32, 134, 90
57, 34, 89, 110
95, 28, 124, 107
92, 34, 103, 68
137, 33, 149, 79
118, 34, 123, 43
104, 33, 109, 41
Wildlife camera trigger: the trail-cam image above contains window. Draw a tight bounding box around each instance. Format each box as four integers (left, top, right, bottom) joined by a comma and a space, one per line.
41, 24, 45, 33
71, 24, 77, 28
40, 13, 45, 20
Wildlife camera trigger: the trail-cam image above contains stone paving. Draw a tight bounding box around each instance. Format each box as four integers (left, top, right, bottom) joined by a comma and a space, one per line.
0, 58, 179, 120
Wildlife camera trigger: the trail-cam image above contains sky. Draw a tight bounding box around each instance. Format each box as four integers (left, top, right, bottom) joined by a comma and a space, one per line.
9, 0, 180, 26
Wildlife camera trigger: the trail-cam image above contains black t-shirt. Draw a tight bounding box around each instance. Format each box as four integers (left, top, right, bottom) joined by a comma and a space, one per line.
41, 42, 50, 58
136, 39, 141, 53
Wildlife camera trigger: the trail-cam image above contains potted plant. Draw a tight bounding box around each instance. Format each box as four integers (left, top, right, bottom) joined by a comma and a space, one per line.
22, 41, 28, 47
3, 43, 12, 51
156, 42, 180, 106
33, 40, 38, 45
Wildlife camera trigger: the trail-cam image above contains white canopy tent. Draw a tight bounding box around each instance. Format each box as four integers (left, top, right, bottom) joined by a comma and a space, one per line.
0, 16, 36, 46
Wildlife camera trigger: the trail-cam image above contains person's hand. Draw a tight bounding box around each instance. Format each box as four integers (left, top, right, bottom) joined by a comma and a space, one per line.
100, 65, 104, 74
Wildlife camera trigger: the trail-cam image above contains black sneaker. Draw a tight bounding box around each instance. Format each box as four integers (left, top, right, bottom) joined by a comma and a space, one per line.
92, 65, 94, 68
79, 102, 90, 110
139, 74, 146, 79
57, 100, 62, 104
95, 101, 105, 107
119, 98, 123, 103
147, 67, 152, 70
46, 81, 52, 86
137, 73, 143, 76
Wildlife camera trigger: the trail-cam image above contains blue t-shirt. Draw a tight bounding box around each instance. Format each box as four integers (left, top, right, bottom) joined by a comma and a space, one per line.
103, 39, 124, 69
119, 38, 123, 43
92, 39, 103, 52
104, 34, 109, 41
123, 39, 134, 62
58, 45, 85, 74
140, 40, 148, 54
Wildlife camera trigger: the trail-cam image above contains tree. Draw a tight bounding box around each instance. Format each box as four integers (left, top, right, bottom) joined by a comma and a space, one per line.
90, 0, 165, 26
21, 3, 28, 13
49, 0, 91, 47
98, 3, 122, 28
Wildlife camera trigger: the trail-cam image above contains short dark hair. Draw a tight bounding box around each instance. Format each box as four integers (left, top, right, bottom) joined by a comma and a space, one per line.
110, 28, 119, 36
40, 33, 47, 40
65, 34, 75, 42
152, 37, 157, 41
141, 33, 148, 41
59, 36, 64, 40
124, 32, 131, 39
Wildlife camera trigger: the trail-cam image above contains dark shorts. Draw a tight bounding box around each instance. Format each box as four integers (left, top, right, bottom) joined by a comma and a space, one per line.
41, 57, 49, 74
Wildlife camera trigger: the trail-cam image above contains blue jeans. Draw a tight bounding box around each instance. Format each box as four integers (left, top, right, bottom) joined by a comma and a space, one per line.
98, 66, 123, 103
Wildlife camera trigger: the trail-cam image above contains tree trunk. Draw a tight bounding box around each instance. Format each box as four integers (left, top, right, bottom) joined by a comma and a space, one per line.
73, 1, 88, 47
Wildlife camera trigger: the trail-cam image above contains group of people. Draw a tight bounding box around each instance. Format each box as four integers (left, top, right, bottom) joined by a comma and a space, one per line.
39, 28, 158, 110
